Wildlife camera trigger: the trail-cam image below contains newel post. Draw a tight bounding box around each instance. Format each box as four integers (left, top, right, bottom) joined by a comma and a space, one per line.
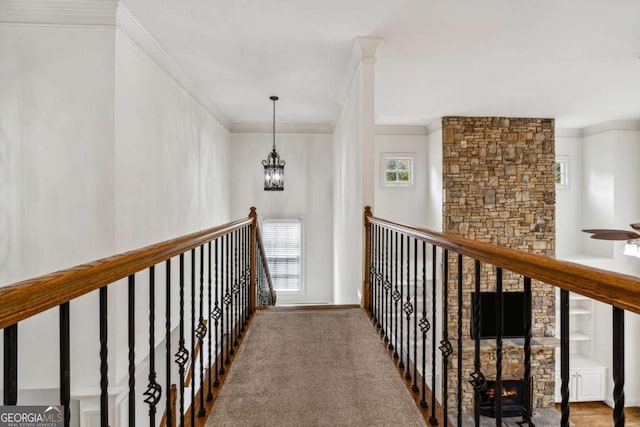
363, 206, 372, 312
249, 207, 258, 314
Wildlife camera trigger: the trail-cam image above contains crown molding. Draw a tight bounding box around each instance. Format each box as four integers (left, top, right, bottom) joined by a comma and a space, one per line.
231, 123, 334, 134
116, 5, 231, 130
581, 120, 640, 137
555, 128, 583, 138
0, 0, 118, 26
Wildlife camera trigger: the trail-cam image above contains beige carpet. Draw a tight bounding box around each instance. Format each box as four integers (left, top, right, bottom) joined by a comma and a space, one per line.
206, 308, 427, 427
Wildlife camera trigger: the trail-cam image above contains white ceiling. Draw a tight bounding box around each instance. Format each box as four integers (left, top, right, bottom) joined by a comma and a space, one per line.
121, 0, 640, 129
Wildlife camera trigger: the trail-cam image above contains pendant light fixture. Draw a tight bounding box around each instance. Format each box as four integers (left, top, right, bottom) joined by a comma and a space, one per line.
263, 96, 285, 191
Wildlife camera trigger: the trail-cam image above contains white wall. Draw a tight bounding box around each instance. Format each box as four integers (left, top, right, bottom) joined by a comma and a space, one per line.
333, 69, 363, 305
0, 22, 232, 404
426, 128, 443, 232
0, 24, 116, 393
230, 132, 333, 304
374, 133, 428, 226
555, 135, 582, 256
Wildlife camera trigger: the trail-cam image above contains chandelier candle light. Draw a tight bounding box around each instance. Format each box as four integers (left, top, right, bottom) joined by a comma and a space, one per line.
263, 95, 285, 191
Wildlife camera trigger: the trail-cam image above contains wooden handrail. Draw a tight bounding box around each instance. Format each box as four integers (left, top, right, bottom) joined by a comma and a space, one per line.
366, 212, 640, 315
0, 217, 252, 330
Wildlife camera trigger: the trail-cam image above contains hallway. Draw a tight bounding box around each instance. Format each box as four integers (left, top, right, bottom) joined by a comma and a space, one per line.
205, 308, 426, 426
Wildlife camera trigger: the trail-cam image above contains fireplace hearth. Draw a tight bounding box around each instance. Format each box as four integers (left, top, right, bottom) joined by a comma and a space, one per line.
479, 380, 524, 418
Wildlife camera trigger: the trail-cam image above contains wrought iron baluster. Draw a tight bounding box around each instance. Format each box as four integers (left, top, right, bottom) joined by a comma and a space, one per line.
470, 260, 486, 427
190, 249, 196, 427
496, 267, 503, 426
376, 224, 382, 329
419, 240, 430, 409
613, 306, 625, 427
404, 235, 413, 381
399, 234, 405, 370
429, 245, 438, 425
225, 233, 232, 364
521, 276, 533, 426
99, 286, 108, 427
219, 235, 227, 375
383, 228, 390, 343
3, 323, 18, 406
388, 229, 395, 352
60, 303, 71, 427
145, 266, 162, 425
197, 245, 207, 417
239, 227, 245, 333
412, 238, 419, 393
233, 230, 240, 345
393, 231, 400, 359
128, 275, 135, 426
175, 254, 189, 427
165, 260, 173, 427
457, 253, 463, 427
560, 288, 569, 427
207, 242, 213, 402
212, 239, 221, 385
440, 249, 452, 425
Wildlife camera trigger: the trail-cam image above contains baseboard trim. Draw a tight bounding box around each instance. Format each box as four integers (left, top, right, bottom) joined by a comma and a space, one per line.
265, 304, 362, 311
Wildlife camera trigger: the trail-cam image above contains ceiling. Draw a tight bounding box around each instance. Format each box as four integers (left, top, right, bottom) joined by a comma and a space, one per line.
121, 0, 640, 129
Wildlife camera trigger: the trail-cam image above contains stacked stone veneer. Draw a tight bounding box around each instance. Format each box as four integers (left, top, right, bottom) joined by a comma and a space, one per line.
442, 117, 556, 412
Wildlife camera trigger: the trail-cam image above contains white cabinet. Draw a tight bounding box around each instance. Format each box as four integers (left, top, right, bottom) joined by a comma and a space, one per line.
554, 356, 606, 402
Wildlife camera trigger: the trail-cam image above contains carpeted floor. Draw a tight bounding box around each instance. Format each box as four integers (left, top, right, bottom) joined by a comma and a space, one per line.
206, 308, 426, 426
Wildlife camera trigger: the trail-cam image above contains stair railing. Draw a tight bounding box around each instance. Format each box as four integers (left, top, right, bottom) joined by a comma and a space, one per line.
0, 207, 275, 427
364, 206, 640, 427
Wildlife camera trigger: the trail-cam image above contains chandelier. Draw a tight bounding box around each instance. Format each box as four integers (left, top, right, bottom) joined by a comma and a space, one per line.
263, 96, 285, 191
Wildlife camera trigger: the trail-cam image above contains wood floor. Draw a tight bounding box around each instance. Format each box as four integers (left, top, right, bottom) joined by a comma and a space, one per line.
555, 402, 640, 427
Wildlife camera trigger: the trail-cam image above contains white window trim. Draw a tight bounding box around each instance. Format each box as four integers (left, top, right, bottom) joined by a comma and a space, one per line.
555, 156, 569, 190
381, 153, 415, 188
260, 215, 305, 293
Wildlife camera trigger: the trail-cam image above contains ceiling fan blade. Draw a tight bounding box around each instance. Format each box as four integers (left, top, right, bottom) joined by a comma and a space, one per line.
582, 229, 640, 240
631, 223, 640, 231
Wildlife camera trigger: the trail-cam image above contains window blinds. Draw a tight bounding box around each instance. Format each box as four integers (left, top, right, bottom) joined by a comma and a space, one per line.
261, 219, 302, 291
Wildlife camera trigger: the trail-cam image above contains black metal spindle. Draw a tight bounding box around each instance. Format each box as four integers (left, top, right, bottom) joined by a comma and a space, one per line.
496, 267, 503, 426
60, 304, 71, 427
560, 289, 569, 427
388, 230, 395, 352
405, 235, 413, 381
470, 260, 485, 427
522, 276, 533, 425
207, 242, 213, 402
197, 245, 207, 417
219, 235, 226, 376
190, 249, 196, 427
412, 238, 419, 393
225, 233, 231, 365
376, 225, 382, 330
128, 275, 135, 426
234, 230, 240, 345
457, 253, 463, 427
440, 249, 452, 425
145, 266, 162, 426
384, 228, 390, 343
99, 286, 108, 427
3, 323, 18, 406
399, 234, 405, 370
368, 223, 374, 315
165, 260, 172, 427
239, 228, 245, 334
212, 239, 221, 385
429, 245, 438, 425
419, 240, 430, 409
613, 306, 625, 427
393, 231, 400, 359
176, 254, 189, 427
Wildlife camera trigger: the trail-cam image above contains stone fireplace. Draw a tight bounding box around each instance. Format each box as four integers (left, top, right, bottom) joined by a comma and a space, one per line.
442, 117, 557, 413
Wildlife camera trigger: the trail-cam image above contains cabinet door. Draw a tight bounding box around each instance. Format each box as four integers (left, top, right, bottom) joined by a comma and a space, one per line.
576, 368, 605, 401
554, 371, 578, 402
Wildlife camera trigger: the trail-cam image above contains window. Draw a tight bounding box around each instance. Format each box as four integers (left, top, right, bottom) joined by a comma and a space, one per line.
382, 154, 414, 187
261, 218, 302, 291
555, 157, 569, 189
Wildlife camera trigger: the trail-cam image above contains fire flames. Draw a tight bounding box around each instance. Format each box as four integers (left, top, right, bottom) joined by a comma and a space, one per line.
485, 385, 518, 400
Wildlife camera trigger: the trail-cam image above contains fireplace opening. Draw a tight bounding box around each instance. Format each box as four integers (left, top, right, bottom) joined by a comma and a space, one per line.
479, 380, 524, 418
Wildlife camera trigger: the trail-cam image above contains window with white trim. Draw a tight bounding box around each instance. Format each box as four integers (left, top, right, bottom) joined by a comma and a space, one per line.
555, 157, 569, 189
382, 154, 414, 187
261, 218, 302, 292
